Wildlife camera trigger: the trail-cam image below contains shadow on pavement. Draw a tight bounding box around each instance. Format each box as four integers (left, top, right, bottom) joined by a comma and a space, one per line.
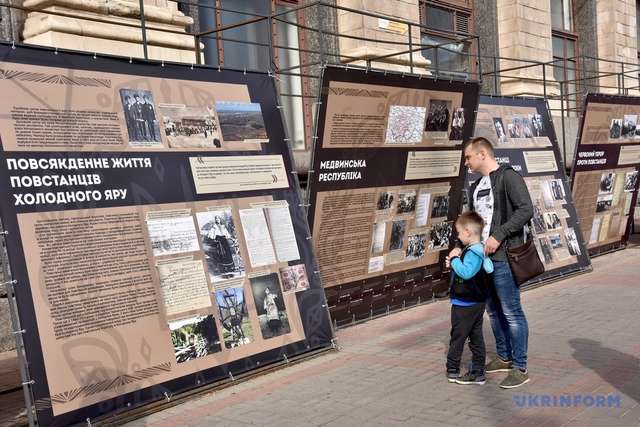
569, 338, 640, 405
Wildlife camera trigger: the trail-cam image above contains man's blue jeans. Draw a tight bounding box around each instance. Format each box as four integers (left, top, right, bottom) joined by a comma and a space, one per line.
486, 261, 529, 370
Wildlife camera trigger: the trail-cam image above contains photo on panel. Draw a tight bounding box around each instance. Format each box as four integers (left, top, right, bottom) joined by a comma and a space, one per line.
196, 209, 246, 282
530, 113, 545, 137
389, 220, 406, 251
493, 117, 508, 144
431, 195, 450, 218
249, 273, 291, 339
406, 233, 428, 261
548, 179, 566, 201
449, 108, 465, 140
543, 211, 562, 230
564, 227, 582, 256
512, 116, 525, 138
169, 314, 221, 363
548, 233, 563, 249
215, 101, 268, 143
596, 195, 613, 212
521, 116, 534, 138
279, 264, 310, 293
537, 237, 554, 263
532, 205, 547, 235
599, 172, 616, 195
609, 119, 622, 139
120, 89, 162, 145
428, 221, 453, 251
624, 171, 638, 192
214, 286, 254, 349
425, 99, 451, 132
159, 105, 222, 148
385, 105, 427, 144
377, 191, 394, 210
396, 190, 417, 214
508, 123, 517, 138
147, 213, 200, 257
622, 115, 637, 138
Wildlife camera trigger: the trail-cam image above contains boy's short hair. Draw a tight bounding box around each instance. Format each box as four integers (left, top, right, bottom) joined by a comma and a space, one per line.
456, 211, 484, 236
463, 137, 495, 158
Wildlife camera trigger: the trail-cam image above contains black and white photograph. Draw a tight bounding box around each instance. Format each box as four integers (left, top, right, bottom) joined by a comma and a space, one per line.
565, 227, 582, 256
530, 113, 544, 137
493, 117, 508, 144
196, 209, 245, 282
431, 195, 450, 218
549, 233, 563, 249
508, 123, 517, 138
599, 172, 616, 195
521, 116, 534, 138
624, 171, 638, 192
377, 191, 394, 210
215, 101, 268, 143
397, 191, 417, 214
511, 116, 526, 138
424, 99, 451, 132
159, 105, 222, 148
532, 205, 546, 234
169, 314, 222, 364
538, 237, 554, 263
385, 105, 427, 144
596, 195, 613, 212
405, 233, 427, 260
622, 114, 637, 138
389, 220, 406, 251
548, 179, 566, 201
449, 107, 465, 140
120, 88, 162, 145
215, 286, 254, 349
544, 211, 562, 230
249, 273, 291, 339
428, 221, 452, 251
609, 118, 622, 139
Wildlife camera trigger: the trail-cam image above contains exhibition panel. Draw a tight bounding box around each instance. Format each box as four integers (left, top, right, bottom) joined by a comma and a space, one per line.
470, 96, 591, 284
0, 44, 333, 425
571, 94, 640, 256
307, 66, 480, 325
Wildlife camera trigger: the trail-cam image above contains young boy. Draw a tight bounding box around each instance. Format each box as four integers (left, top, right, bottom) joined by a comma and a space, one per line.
445, 211, 494, 385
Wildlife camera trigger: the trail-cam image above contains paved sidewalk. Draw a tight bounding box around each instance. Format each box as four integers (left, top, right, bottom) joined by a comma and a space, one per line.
124, 246, 640, 427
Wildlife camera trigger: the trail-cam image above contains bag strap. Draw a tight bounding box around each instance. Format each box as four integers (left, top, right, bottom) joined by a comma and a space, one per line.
498, 166, 529, 246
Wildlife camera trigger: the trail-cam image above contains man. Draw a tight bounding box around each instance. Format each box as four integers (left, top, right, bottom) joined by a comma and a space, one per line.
132, 94, 147, 141
142, 94, 158, 141
462, 136, 533, 388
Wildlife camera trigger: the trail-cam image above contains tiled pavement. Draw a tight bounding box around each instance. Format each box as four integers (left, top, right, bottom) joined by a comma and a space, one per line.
1, 245, 639, 426
124, 246, 640, 427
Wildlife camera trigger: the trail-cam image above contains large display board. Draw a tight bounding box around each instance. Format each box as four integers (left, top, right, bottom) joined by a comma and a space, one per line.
307, 66, 480, 325
471, 96, 590, 283
0, 44, 333, 425
571, 94, 640, 256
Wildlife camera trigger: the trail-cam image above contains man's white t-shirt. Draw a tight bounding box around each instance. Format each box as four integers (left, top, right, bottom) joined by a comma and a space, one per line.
473, 175, 494, 242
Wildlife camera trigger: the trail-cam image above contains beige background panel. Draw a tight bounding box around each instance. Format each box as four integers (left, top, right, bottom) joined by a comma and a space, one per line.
474, 104, 552, 149
323, 81, 463, 148
582, 103, 640, 145
0, 61, 257, 152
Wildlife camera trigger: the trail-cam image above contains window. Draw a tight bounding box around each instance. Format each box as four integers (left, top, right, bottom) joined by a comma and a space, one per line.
418, 1, 473, 77
551, 0, 577, 114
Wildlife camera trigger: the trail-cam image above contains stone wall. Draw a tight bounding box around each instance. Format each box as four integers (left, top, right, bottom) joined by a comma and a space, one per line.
596, 0, 639, 94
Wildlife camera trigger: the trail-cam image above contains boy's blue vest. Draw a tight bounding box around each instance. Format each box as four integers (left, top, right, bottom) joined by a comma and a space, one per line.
449, 246, 490, 303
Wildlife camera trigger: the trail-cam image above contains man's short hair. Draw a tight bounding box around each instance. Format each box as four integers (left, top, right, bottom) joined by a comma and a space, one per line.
456, 211, 484, 236
463, 137, 495, 158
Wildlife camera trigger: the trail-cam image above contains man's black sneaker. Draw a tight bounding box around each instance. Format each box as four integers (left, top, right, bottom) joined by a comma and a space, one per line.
455, 371, 486, 385
499, 368, 530, 389
446, 371, 460, 383
485, 357, 512, 373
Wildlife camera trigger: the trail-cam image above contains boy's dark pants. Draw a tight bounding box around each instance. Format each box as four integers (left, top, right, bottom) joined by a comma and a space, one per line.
446, 303, 486, 373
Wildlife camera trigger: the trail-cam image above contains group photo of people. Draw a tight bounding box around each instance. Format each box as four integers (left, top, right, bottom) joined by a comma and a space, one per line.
120, 88, 162, 144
